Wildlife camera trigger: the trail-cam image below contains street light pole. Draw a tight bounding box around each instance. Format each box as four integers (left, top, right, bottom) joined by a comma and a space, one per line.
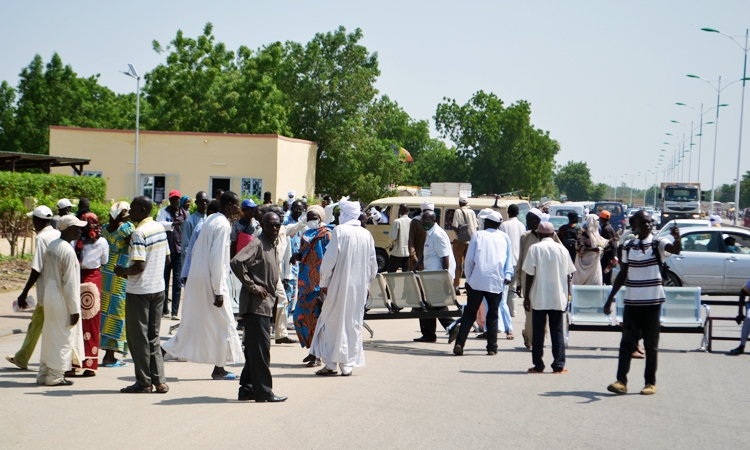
122, 64, 141, 198
703, 27, 750, 225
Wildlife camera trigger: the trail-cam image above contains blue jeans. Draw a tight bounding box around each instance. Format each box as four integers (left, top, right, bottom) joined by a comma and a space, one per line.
163, 251, 182, 316
483, 288, 513, 333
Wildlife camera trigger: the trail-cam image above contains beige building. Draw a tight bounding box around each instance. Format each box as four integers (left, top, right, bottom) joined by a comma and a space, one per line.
49, 126, 317, 203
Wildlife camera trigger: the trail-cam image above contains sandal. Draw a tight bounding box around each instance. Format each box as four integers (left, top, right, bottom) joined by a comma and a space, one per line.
506, 332, 515, 340
49, 378, 74, 386
632, 349, 645, 359
315, 367, 338, 376
121, 383, 153, 393
102, 360, 128, 368
306, 359, 321, 368
302, 354, 315, 363
5, 355, 28, 370
154, 383, 169, 394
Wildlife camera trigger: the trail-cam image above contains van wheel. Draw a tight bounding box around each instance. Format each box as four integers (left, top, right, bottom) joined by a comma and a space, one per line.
375, 249, 389, 273
663, 272, 681, 287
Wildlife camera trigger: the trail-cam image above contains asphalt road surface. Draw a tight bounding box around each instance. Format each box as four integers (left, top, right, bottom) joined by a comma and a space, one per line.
0, 290, 748, 449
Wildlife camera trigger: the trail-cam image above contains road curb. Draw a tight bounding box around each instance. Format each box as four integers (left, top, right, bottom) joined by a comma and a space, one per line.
0, 328, 23, 338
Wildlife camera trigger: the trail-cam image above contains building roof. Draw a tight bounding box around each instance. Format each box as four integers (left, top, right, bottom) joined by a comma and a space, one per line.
0, 151, 90, 174
50, 125, 317, 145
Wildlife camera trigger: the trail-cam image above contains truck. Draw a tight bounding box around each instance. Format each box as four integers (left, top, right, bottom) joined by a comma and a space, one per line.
659, 182, 701, 222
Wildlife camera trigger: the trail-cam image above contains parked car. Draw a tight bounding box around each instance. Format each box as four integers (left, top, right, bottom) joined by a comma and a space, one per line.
661, 226, 750, 295
594, 202, 626, 232
548, 215, 569, 231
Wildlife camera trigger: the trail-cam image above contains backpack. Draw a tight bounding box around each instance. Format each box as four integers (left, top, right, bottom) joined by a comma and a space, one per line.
623, 238, 668, 283
562, 225, 578, 251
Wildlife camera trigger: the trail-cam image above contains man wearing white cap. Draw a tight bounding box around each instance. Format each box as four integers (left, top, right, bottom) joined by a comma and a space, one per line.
450, 196, 478, 296
408, 201, 434, 271
311, 199, 378, 376
516, 208, 563, 349
453, 210, 513, 356
51, 198, 73, 230
37, 214, 88, 385
522, 221, 575, 374
6, 206, 60, 370
500, 204, 527, 317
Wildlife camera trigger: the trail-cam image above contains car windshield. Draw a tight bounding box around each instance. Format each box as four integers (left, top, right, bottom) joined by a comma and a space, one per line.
596, 204, 622, 215
664, 188, 699, 202
548, 216, 568, 231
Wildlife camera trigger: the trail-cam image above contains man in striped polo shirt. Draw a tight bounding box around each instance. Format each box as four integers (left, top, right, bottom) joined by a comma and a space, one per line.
115, 196, 171, 394
604, 210, 681, 396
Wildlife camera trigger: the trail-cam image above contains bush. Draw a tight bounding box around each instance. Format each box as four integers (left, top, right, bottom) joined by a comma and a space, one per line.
0, 172, 107, 202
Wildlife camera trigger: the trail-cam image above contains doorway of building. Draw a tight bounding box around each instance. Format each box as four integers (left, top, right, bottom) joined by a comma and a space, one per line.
211, 177, 230, 198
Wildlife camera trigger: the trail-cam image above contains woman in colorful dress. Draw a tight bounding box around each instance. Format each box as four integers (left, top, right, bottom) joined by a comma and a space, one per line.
100, 202, 134, 367
292, 205, 334, 367
71, 211, 109, 376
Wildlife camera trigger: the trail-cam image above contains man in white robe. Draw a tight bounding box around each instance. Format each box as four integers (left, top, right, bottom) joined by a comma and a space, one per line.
162, 192, 244, 379
37, 215, 87, 386
311, 200, 378, 376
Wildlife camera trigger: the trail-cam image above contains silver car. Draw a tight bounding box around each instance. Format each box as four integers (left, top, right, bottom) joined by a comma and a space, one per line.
663, 226, 750, 295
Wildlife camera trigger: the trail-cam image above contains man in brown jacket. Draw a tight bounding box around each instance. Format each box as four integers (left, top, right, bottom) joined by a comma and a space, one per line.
408, 202, 434, 271
230, 212, 287, 403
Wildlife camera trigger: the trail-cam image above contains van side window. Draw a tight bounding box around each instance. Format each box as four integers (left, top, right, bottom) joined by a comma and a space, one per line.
445, 209, 456, 230
408, 208, 421, 219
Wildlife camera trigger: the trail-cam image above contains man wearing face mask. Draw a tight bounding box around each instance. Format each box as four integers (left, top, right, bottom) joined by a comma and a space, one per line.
413, 210, 457, 343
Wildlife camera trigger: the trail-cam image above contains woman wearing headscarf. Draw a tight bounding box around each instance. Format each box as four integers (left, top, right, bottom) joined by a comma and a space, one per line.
72, 211, 109, 376
292, 205, 334, 366
180, 195, 192, 211
100, 202, 134, 367
572, 213, 607, 286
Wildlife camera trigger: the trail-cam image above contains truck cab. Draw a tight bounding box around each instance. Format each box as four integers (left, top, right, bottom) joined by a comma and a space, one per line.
660, 183, 701, 222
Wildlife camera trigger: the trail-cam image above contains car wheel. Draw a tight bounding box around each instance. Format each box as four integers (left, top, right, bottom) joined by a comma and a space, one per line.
663, 271, 681, 287
375, 248, 388, 273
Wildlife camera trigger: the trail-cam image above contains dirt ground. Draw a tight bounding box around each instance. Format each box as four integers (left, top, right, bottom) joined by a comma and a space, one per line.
0, 257, 29, 292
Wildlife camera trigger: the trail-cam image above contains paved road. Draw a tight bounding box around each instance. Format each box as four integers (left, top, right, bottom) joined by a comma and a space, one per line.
1, 289, 748, 449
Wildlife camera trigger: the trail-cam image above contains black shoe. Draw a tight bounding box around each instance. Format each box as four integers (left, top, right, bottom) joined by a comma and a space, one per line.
413, 336, 437, 343
448, 326, 460, 344
275, 337, 298, 344
256, 395, 287, 403
50, 378, 74, 386
238, 386, 255, 401
453, 344, 464, 356
476, 332, 487, 339
729, 346, 745, 355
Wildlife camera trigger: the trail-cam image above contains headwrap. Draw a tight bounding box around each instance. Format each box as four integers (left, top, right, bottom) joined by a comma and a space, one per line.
529, 208, 544, 219
110, 201, 130, 220
180, 196, 190, 209
338, 199, 362, 226
75, 212, 102, 261
709, 214, 722, 226
584, 213, 607, 247
307, 204, 326, 224
421, 201, 435, 211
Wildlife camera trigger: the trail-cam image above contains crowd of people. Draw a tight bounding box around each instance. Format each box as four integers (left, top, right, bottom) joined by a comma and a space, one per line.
6, 191, 685, 398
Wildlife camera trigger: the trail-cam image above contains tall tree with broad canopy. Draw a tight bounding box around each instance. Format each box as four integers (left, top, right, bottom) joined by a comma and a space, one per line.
555, 161, 594, 201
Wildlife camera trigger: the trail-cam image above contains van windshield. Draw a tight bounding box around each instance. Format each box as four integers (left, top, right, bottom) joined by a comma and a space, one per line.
596, 204, 622, 215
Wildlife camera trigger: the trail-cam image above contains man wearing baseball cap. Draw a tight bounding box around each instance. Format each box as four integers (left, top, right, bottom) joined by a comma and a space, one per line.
156, 190, 188, 319
6, 206, 60, 370
51, 198, 73, 230
522, 221, 576, 374
36, 214, 88, 386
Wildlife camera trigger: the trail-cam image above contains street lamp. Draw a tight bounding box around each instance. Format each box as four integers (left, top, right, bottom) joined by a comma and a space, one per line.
687, 74, 747, 214
703, 27, 749, 224
676, 102, 725, 185
121, 63, 141, 198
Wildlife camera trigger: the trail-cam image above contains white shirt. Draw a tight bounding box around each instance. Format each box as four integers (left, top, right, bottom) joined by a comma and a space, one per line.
389, 215, 411, 258
464, 228, 514, 294
423, 225, 456, 278
80, 237, 109, 270
522, 237, 576, 311
32, 226, 61, 273
156, 206, 174, 231
499, 217, 526, 265
323, 202, 338, 224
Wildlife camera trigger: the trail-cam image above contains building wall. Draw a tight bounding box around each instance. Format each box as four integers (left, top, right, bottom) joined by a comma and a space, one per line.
49, 126, 316, 203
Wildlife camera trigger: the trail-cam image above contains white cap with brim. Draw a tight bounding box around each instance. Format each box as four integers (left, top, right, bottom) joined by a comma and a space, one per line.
27, 206, 53, 219
485, 210, 503, 223
459, 196, 468, 203
57, 198, 72, 209
57, 215, 88, 231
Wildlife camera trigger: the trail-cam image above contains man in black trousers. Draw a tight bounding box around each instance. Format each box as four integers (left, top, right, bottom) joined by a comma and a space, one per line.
230, 212, 287, 403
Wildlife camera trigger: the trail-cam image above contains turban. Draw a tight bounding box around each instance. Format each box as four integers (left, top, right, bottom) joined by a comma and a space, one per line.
421, 202, 435, 211
339, 199, 362, 226
110, 201, 130, 220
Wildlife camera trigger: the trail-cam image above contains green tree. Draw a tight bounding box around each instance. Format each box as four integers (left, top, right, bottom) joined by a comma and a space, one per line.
590, 182, 608, 202
434, 91, 558, 197
408, 140, 469, 187
554, 161, 593, 201
0, 81, 16, 152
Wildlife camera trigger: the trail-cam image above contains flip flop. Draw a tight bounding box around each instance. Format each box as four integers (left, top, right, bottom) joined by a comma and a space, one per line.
212, 372, 238, 380
102, 361, 128, 368
315, 367, 338, 376
5, 355, 27, 370
553, 369, 569, 374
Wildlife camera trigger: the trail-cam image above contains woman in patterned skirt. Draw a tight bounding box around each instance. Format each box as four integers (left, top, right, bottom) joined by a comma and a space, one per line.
71, 211, 109, 376
292, 206, 334, 366
100, 202, 134, 367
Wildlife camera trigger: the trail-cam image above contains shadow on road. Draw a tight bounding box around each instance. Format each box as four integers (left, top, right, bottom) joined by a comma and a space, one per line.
155, 396, 230, 406
364, 342, 454, 357
539, 390, 613, 404
27, 389, 115, 396
460, 370, 528, 375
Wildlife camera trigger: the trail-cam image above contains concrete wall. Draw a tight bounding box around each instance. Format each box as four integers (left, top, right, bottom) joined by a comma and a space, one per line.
49, 127, 317, 203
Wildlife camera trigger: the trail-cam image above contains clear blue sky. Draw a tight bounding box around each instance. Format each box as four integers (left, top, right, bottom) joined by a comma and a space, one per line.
2, 0, 749, 190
